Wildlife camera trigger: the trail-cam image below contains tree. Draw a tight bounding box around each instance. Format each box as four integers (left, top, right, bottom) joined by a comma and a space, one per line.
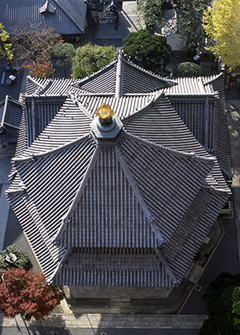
11, 23, 62, 78
173, 62, 206, 77
172, 0, 211, 53
53, 42, 76, 78
0, 23, 13, 64
200, 272, 240, 335
203, 0, 240, 72
0, 245, 30, 271
71, 43, 115, 79
26, 54, 55, 79
136, 0, 211, 53
0, 268, 64, 321
122, 29, 171, 74
136, 0, 170, 29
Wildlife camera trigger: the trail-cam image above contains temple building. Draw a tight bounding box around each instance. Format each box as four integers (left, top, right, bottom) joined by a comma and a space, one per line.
6, 53, 231, 312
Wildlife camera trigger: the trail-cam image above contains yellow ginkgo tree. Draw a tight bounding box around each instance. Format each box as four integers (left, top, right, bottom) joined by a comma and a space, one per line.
0, 23, 13, 64
203, 0, 240, 72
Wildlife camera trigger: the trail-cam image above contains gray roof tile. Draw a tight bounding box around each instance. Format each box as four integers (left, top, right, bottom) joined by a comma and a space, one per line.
6, 58, 231, 288
0, 96, 23, 143
0, 0, 86, 35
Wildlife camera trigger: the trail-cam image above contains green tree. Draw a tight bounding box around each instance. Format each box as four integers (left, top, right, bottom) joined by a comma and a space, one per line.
0, 245, 30, 271
173, 62, 206, 77
200, 272, 240, 335
137, 0, 170, 29
136, 0, 211, 53
203, 0, 240, 72
53, 42, 76, 78
122, 29, 171, 74
174, 0, 211, 53
0, 23, 13, 64
71, 43, 115, 79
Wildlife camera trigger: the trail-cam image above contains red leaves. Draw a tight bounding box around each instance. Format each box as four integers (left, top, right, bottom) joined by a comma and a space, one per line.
0, 268, 64, 320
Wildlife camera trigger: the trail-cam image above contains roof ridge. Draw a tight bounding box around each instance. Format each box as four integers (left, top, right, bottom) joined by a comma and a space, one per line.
6, 95, 23, 106
114, 145, 165, 245
122, 91, 163, 121
53, 0, 85, 32
12, 134, 90, 163
26, 75, 50, 90
78, 59, 118, 86
0, 95, 9, 126
69, 92, 93, 119
124, 132, 216, 164
122, 57, 177, 87
52, 146, 99, 243
154, 247, 179, 285
202, 184, 232, 195
202, 72, 224, 85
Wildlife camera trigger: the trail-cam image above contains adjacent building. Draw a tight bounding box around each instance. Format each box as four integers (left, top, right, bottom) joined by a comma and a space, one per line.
0, 0, 87, 37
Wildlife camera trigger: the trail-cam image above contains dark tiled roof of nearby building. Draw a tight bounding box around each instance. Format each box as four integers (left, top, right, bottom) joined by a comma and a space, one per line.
0, 96, 23, 143
0, 0, 87, 35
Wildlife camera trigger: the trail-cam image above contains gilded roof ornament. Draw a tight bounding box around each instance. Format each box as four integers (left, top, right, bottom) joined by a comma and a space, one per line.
95, 104, 114, 125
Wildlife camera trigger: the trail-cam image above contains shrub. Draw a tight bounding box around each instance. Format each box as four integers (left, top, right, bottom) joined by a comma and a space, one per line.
71, 43, 115, 79
0, 245, 31, 271
200, 272, 240, 335
173, 62, 206, 77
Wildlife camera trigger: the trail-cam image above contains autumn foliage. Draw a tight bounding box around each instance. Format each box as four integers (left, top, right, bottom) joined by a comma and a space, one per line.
11, 24, 62, 78
203, 0, 240, 71
0, 268, 64, 320
27, 55, 55, 78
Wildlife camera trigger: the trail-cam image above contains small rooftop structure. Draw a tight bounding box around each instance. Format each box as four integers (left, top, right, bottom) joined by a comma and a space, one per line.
39, 0, 56, 13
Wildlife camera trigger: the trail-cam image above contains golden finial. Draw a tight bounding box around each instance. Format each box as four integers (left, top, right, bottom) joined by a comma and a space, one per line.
95, 104, 115, 124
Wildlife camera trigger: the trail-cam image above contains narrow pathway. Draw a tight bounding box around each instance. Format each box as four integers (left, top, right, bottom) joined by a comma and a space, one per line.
3, 314, 207, 329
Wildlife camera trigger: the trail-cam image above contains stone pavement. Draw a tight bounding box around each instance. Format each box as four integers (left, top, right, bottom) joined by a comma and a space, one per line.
95, 1, 144, 40
2, 314, 207, 329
